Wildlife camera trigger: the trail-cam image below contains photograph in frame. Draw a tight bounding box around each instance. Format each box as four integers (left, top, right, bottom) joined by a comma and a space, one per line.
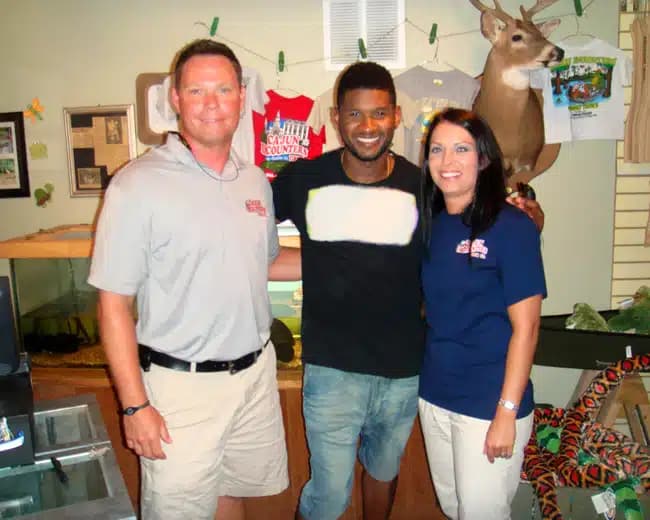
63, 104, 137, 197
0, 112, 30, 198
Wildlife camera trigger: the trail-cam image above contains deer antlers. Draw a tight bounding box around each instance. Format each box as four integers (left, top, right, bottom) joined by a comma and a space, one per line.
469, 0, 560, 23
468, 0, 512, 22
520, 0, 560, 22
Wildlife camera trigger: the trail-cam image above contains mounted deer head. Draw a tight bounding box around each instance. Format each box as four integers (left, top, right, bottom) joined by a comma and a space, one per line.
470, 0, 564, 186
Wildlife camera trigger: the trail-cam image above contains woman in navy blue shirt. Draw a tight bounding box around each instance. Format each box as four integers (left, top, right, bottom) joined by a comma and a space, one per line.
418, 108, 546, 520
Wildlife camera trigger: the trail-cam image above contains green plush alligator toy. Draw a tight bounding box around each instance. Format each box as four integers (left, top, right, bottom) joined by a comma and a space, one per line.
566, 285, 650, 334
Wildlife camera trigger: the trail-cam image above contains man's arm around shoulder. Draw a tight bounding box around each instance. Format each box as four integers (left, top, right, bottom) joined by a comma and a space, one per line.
98, 290, 171, 459
269, 246, 301, 281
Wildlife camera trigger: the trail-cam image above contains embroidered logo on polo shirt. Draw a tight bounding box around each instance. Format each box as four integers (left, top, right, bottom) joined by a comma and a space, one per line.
456, 239, 488, 260
245, 199, 267, 217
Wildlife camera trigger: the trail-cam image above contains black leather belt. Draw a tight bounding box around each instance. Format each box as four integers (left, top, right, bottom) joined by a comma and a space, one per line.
138, 338, 270, 375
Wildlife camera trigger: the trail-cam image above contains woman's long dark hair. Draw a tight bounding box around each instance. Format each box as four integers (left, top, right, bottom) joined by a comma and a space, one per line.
420, 108, 508, 253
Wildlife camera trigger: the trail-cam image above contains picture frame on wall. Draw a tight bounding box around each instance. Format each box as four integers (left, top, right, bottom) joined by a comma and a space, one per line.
0, 112, 30, 198
63, 104, 137, 197
135, 72, 178, 146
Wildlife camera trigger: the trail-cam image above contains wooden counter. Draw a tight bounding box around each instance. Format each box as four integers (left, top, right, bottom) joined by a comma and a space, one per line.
32, 366, 443, 519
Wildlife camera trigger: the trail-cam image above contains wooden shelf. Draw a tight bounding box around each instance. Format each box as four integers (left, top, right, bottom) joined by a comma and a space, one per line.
0, 224, 300, 259
0, 224, 94, 259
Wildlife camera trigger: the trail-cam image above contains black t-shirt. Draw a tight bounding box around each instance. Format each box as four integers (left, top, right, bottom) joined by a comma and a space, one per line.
272, 149, 425, 378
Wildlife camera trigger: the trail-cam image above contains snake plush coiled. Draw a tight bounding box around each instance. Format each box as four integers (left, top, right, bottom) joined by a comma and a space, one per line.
522, 353, 650, 519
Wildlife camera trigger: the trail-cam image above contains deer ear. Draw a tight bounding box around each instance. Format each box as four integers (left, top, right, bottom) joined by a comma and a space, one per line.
536, 18, 560, 38
480, 12, 504, 44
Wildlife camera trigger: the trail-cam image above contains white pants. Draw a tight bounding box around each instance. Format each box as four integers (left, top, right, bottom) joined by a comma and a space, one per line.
418, 399, 533, 520
140, 345, 288, 520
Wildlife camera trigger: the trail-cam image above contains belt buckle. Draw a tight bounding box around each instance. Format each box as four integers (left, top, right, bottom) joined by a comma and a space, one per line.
228, 360, 237, 375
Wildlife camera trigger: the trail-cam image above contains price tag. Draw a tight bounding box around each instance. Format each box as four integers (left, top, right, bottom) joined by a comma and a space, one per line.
591, 489, 616, 518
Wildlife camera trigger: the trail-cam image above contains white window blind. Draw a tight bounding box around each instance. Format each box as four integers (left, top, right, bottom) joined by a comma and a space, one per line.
323, 0, 405, 70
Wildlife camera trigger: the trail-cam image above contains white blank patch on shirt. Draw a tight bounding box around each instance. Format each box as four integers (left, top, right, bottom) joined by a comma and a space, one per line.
305, 185, 418, 246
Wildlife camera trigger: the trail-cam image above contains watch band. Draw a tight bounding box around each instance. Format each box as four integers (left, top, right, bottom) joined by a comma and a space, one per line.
498, 398, 519, 412
121, 400, 151, 416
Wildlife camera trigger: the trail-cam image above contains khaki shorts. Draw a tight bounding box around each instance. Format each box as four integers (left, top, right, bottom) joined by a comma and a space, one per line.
140, 344, 288, 519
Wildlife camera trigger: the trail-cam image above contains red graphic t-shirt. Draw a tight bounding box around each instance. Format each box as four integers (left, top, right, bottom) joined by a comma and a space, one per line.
253, 90, 325, 181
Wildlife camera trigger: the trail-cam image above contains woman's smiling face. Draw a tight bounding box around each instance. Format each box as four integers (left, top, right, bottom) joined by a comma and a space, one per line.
427, 121, 481, 214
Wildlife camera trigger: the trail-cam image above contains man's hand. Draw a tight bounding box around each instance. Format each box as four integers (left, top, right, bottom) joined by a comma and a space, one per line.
507, 196, 544, 232
123, 406, 172, 459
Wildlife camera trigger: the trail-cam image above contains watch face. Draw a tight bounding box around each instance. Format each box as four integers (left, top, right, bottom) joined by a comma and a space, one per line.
122, 400, 149, 416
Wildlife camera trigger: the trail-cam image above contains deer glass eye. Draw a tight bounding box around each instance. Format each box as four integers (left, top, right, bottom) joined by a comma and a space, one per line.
512, 34, 523, 42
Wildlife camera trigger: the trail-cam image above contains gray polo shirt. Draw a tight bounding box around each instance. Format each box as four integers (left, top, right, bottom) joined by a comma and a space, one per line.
88, 133, 279, 362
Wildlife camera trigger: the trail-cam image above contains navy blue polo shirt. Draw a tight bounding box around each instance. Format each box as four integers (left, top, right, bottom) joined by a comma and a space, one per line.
419, 205, 547, 420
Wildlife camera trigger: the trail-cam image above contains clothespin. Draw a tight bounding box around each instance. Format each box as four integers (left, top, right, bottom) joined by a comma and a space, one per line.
357, 38, 367, 59
573, 0, 583, 16
210, 17, 219, 36
278, 51, 285, 73
429, 23, 438, 45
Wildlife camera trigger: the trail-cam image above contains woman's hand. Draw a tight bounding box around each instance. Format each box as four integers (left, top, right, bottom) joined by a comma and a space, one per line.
483, 408, 516, 463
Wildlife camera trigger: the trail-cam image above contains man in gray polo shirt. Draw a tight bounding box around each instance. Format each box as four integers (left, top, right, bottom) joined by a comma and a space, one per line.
88, 39, 295, 520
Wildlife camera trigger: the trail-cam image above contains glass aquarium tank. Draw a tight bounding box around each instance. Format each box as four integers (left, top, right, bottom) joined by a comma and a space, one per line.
15, 256, 98, 355
0, 394, 135, 519
0, 225, 302, 368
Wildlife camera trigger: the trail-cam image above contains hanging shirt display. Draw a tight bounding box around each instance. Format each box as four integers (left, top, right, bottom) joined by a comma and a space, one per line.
309, 89, 338, 153
253, 90, 325, 181
530, 38, 633, 143
394, 66, 480, 165
233, 67, 268, 164
145, 67, 266, 164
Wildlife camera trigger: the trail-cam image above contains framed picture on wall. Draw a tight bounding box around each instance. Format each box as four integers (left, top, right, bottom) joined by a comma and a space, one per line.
135, 72, 178, 146
63, 104, 137, 197
0, 112, 30, 198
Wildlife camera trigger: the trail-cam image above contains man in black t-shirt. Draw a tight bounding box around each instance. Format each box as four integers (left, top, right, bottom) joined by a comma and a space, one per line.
272, 62, 545, 520
272, 62, 423, 520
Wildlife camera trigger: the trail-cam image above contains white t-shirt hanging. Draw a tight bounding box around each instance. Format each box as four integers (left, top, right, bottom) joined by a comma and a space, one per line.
232, 67, 268, 164
146, 67, 266, 163
530, 38, 633, 143
309, 89, 338, 153
393, 66, 480, 165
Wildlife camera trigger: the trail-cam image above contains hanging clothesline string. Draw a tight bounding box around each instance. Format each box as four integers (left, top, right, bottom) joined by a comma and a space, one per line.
196, 0, 598, 70
194, 22, 277, 66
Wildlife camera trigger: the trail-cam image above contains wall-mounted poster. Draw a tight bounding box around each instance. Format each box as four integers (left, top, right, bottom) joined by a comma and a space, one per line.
0, 112, 30, 198
63, 105, 137, 197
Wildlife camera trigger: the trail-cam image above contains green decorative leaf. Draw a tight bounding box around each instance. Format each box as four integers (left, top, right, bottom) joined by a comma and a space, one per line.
33, 187, 51, 207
